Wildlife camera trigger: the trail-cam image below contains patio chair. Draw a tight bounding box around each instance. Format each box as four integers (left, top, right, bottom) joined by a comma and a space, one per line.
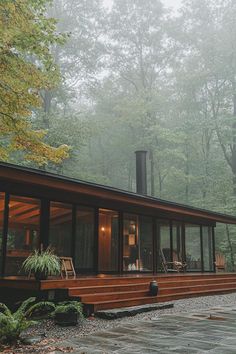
160, 248, 187, 273
215, 253, 226, 272
60, 257, 76, 279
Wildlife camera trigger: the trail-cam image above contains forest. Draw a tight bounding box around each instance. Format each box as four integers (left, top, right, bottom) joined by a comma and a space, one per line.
1, 0, 236, 268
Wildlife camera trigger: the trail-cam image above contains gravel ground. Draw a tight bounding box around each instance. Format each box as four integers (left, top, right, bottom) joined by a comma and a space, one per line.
2, 293, 236, 353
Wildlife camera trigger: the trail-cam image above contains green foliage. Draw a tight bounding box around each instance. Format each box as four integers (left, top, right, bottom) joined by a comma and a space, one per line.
0, 0, 70, 164
22, 248, 61, 278
54, 301, 83, 317
0, 297, 55, 344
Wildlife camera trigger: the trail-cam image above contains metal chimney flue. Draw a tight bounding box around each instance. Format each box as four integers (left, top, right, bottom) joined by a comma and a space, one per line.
135, 150, 147, 195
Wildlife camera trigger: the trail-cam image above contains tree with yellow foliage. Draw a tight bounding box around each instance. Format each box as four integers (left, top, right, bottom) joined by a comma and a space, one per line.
0, 0, 69, 165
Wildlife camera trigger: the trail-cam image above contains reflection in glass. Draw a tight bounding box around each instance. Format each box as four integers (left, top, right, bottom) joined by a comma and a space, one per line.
172, 222, 183, 263
99, 209, 118, 272
0, 192, 5, 274
5, 195, 40, 275
75, 207, 94, 271
185, 224, 201, 270
202, 226, 213, 271
123, 214, 153, 272
157, 219, 170, 270
49, 202, 72, 257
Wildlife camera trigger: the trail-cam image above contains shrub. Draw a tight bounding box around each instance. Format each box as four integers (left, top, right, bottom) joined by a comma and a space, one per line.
54, 301, 83, 317
0, 297, 55, 344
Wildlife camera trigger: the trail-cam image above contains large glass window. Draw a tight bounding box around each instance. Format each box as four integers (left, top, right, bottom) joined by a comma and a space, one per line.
202, 226, 214, 271
123, 214, 153, 272
157, 219, 170, 270
75, 206, 95, 271
5, 195, 40, 275
185, 224, 201, 271
49, 202, 73, 257
99, 209, 119, 272
172, 222, 184, 263
139, 216, 153, 272
0, 192, 5, 274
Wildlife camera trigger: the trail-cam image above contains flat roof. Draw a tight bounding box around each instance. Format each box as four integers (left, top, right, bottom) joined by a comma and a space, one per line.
0, 162, 236, 225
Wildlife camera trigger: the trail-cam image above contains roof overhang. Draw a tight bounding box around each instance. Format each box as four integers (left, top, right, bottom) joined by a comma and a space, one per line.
0, 162, 236, 225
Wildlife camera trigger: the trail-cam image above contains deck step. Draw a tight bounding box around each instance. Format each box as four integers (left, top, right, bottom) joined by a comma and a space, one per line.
157, 287, 236, 303
78, 290, 149, 302
69, 283, 149, 296
159, 282, 236, 295
158, 276, 236, 288
84, 296, 160, 312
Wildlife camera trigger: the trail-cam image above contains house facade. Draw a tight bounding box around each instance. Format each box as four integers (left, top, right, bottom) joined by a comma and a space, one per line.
1, 162, 236, 277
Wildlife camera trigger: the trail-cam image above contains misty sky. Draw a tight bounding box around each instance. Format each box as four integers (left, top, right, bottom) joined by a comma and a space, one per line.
103, 0, 183, 10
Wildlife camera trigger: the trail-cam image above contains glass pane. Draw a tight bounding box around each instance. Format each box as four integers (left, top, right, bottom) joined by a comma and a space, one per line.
5, 195, 40, 275
75, 206, 94, 271
139, 216, 153, 272
123, 214, 153, 272
0, 192, 5, 274
123, 214, 138, 271
185, 224, 201, 270
172, 222, 183, 262
157, 219, 170, 270
202, 226, 214, 271
49, 202, 72, 257
99, 209, 119, 272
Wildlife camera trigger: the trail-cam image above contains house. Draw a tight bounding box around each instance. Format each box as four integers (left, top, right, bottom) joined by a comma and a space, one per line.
0, 156, 236, 313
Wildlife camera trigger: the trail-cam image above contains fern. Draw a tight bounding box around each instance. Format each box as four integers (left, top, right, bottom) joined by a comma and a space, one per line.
0, 298, 55, 344
25, 301, 56, 318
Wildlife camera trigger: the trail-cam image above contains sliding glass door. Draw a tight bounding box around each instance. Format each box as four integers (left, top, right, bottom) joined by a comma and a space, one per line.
185, 224, 201, 271
98, 209, 119, 272
123, 214, 153, 272
75, 206, 95, 272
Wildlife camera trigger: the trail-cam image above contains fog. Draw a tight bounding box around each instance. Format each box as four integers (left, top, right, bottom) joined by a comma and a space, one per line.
103, 0, 182, 9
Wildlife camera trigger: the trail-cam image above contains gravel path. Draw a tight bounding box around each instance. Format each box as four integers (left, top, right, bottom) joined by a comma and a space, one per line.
2, 293, 236, 353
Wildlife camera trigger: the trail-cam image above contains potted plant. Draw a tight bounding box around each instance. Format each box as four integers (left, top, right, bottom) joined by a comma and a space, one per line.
22, 247, 61, 280
54, 301, 83, 326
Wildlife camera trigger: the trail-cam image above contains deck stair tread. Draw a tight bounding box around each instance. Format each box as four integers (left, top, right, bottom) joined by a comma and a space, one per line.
157, 287, 236, 300
83, 295, 158, 305
72, 290, 149, 297
78, 290, 150, 302
84, 296, 157, 304
68, 282, 148, 290
159, 281, 236, 291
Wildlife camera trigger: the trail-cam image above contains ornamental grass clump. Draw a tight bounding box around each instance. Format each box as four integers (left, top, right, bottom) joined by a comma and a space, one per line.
0, 297, 55, 345
22, 247, 61, 280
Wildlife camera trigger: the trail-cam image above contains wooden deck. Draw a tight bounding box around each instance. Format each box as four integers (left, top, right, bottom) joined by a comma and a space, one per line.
1, 273, 236, 314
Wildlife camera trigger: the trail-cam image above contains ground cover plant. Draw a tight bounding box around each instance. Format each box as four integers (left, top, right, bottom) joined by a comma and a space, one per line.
0, 297, 55, 345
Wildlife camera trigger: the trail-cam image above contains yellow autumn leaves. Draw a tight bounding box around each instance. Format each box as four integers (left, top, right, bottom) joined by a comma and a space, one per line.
0, 0, 70, 165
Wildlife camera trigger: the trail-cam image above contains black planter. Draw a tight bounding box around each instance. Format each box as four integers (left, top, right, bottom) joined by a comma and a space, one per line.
149, 280, 158, 296
54, 312, 78, 326
34, 271, 48, 281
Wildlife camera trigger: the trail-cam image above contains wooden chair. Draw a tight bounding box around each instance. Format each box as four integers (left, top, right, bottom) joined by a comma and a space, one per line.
215, 253, 226, 272
60, 257, 76, 279
160, 249, 187, 273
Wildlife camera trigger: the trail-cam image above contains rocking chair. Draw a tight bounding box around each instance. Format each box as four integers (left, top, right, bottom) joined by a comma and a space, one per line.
160, 248, 187, 273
